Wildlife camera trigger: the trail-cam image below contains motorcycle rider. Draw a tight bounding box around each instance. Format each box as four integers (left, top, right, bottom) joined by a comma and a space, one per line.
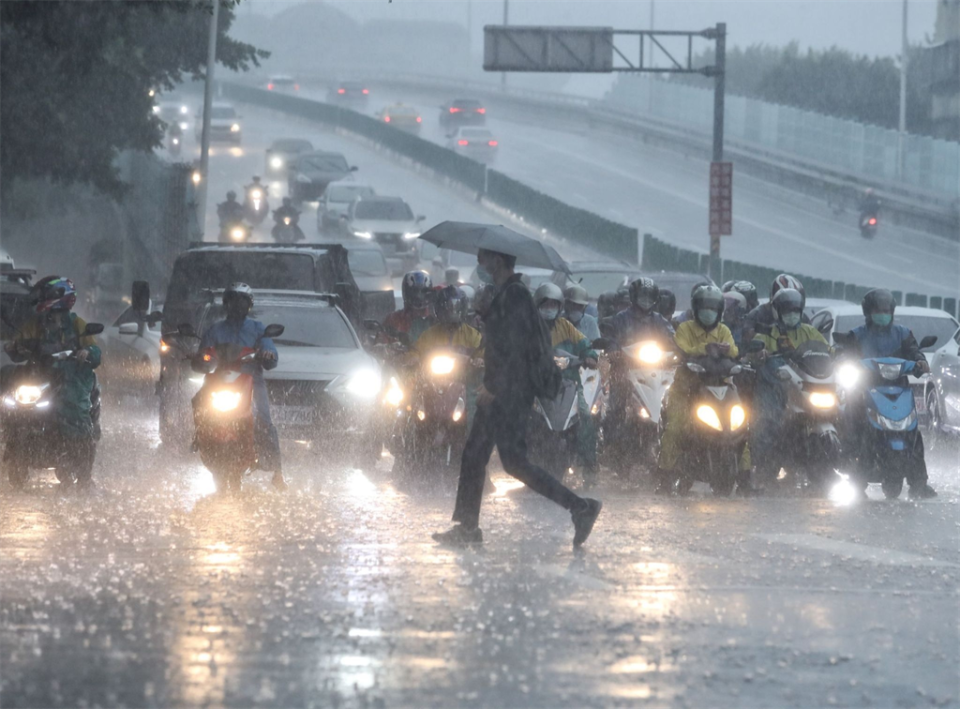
656, 285, 753, 496
748, 288, 830, 491
605, 278, 675, 345
198, 283, 286, 491
563, 285, 600, 341
657, 288, 678, 327
859, 188, 881, 217
723, 280, 760, 312
470, 283, 496, 332
380, 271, 436, 346
674, 281, 714, 324
843, 288, 936, 499
535, 283, 600, 485
743, 274, 810, 344
245, 175, 266, 200
217, 191, 245, 227
4, 276, 101, 487
271, 197, 304, 241
722, 290, 749, 348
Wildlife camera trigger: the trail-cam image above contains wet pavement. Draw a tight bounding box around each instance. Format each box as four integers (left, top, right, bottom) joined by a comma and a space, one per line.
2, 394, 958, 708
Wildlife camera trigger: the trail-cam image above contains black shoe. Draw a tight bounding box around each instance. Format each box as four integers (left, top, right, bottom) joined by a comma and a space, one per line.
432, 524, 483, 545
654, 480, 673, 496
572, 498, 602, 548
735, 482, 759, 498
909, 484, 937, 500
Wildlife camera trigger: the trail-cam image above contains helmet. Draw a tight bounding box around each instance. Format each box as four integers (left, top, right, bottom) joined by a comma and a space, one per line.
533, 282, 564, 308
615, 285, 631, 309
434, 285, 466, 325
226, 190, 237, 201
861, 288, 896, 323
282, 197, 292, 207
629, 277, 659, 311
564, 285, 589, 306
223, 282, 254, 308
691, 284, 724, 331
31, 276, 76, 313
657, 288, 676, 320
401, 270, 432, 309
723, 290, 747, 317
721, 280, 736, 293
597, 291, 618, 320
770, 288, 803, 326
770, 274, 805, 302
459, 284, 476, 308
730, 280, 759, 311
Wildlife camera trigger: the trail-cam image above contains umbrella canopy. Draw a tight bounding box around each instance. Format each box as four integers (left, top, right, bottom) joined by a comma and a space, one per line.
418, 221, 570, 274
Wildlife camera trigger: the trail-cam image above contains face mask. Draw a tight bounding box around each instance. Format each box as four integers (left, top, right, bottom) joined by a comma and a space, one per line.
696, 309, 718, 327
539, 307, 560, 321
475, 265, 493, 284
871, 313, 893, 328
566, 308, 583, 324
781, 312, 801, 328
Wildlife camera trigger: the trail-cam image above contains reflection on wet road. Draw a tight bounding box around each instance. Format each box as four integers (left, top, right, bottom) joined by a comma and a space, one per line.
2, 401, 958, 708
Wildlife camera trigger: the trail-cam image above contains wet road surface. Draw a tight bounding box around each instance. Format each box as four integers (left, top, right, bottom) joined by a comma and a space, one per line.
2, 394, 958, 708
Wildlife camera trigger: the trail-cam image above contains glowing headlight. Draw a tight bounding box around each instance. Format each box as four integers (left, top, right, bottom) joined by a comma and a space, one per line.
808, 392, 837, 409
230, 227, 245, 241
430, 355, 456, 375
452, 397, 466, 422
730, 404, 746, 430
14, 385, 43, 405
696, 404, 723, 431
210, 390, 241, 412
180, 105, 188, 114
384, 377, 404, 406
637, 342, 663, 365
346, 369, 381, 398
230, 123, 240, 132
251, 189, 262, 199
836, 363, 861, 390
270, 157, 283, 169
283, 217, 292, 225
152, 105, 160, 114
403, 232, 421, 240
179, 121, 189, 130
352, 231, 373, 239
160, 339, 171, 354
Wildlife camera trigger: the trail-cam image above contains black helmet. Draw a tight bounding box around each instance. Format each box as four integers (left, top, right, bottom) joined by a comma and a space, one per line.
691, 284, 724, 331
629, 277, 659, 311
401, 270, 432, 310
282, 196, 293, 207
597, 291, 618, 320
862, 288, 896, 321
226, 190, 237, 201
657, 288, 676, 320
771, 288, 804, 327
731, 280, 759, 311
434, 285, 466, 325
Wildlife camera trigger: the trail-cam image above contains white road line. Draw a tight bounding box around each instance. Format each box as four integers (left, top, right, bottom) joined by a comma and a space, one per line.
755, 533, 957, 568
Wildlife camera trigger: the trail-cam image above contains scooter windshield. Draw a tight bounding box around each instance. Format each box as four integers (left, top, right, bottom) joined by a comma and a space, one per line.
794, 341, 833, 379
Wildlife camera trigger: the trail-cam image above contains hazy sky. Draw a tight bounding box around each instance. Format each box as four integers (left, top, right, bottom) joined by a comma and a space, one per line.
245, 0, 941, 59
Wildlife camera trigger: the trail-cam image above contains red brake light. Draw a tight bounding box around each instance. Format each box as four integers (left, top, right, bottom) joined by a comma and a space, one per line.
267, 83, 274, 90
476, 108, 486, 114
488, 140, 498, 146
203, 353, 212, 362
384, 115, 391, 122
294, 84, 300, 91
416, 116, 422, 123
338, 88, 346, 94
457, 139, 469, 146
362, 89, 369, 95
449, 107, 461, 113
869, 217, 877, 225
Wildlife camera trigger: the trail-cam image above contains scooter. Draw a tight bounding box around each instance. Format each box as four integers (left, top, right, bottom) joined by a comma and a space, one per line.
835, 333, 937, 499
859, 212, 878, 239
168, 132, 182, 157
272, 215, 305, 244
754, 340, 842, 494
244, 184, 269, 225
670, 356, 750, 496
1, 323, 104, 487
180, 322, 284, 494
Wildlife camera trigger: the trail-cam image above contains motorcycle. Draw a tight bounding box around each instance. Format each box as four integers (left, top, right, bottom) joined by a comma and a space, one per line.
1, 323, 104, 487
244, 184, 269, 225
835, 333, 937, 499
603, 339, 676, 478
272, 215, 305, 244
753, 340, 843, 494
180, 322, 284, 493
670, 356, 750, 496
859, 212, 878, 239
219, 220, 252, 244
168, 132, 182, 157
528, 349, 602, 481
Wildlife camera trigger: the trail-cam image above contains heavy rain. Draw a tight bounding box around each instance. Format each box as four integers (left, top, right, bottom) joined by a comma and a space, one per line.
1, 1, 958, 707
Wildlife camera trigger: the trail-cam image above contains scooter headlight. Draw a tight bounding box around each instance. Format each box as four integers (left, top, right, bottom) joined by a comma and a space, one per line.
14, 385, 44, 405
637, 342, 663, 365
210, 390, 241, 412
877, 363, 902, 380
230, 227, 245, 241
251, 189, 262, 200
696, 404, 723, 431
283, 216, 291, 225
270, 157, 283, 169
230, 123, 240, 132
808, 392, 837, 409
730, 404, 746, 430
430, 355, 456, 375
384, 377, 404, 407
836, 363, 861, 390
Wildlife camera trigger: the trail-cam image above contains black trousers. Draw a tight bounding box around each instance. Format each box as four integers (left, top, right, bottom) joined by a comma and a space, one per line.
452, 394, 583, 529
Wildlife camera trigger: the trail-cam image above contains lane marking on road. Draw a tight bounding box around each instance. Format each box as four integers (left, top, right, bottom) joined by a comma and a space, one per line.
754, 533, 958, 568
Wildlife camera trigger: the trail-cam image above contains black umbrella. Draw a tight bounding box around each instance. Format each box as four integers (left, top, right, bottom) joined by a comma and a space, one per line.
418, 221, 570, 274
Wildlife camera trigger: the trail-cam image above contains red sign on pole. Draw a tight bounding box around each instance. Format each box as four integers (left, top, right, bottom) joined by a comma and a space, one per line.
709, 162, 733, 236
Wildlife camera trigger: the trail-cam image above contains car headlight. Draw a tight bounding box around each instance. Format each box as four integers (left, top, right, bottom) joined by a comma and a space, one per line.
346, 368, 381, 398
14, 385, 44, 405
696, 404, 723, 431
730, 404, 746, 430
179, 121, 189, 130
430, 355, 456, 375
230, 227, 245, 241
180, 105, 188, 114
210, 390, 241, 412
637, 342, 663, 365
352, 231, 373, 239
230, 123, 240, 132
384, 377, 404, 406
836, 362, 861, 390
808, 391, 837, 409
270, 156, 283, 169
403, 232, 421, 240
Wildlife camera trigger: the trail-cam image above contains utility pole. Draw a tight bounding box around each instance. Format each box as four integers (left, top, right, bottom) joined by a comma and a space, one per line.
710, 22, 727, 281
467, 0, 472, 57
501, 0, 509, 88
648, 0, 655, 68
197, 0, 220, 236
898, 0, 908, 179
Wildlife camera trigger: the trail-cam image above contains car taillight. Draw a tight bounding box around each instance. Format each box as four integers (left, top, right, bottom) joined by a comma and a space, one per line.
476, 108, 486, 114
267, 83, 274, 90
384, 115, 391, 122
338, 88, 346, 94
488, 140, 498, 146
294, 84, 300, 91
416, 116, 422, 123
458, 139, 469, 146
869, 217, 877, 225
362, 88, 369, 95
449, 107, 461, 113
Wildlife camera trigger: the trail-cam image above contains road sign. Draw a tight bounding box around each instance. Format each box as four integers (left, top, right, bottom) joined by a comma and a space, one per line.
484, 26, 614, 73
709, 161, 733, 236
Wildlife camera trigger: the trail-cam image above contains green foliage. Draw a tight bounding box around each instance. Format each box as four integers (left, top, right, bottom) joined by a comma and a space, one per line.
0, 1, 267, 200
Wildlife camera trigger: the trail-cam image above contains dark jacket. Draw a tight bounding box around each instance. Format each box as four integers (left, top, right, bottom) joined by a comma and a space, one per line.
849, 323, 924, 362
482, 274, 545, 403
606, 306, 675, 346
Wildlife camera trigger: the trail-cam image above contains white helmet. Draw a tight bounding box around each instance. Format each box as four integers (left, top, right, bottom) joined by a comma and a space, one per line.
223, 282, 254, 306
534, 282, 564, 307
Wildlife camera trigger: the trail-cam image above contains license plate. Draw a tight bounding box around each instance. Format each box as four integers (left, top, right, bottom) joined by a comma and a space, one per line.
275, 406, 315, 425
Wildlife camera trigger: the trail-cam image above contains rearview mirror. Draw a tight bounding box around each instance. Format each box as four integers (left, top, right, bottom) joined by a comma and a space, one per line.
118, 323, 140, 336
816, 318, 833, 335
83, 323, 105, 336
919, 335, 938, 349
263, 324, 285, 339
178, 323, 197, 338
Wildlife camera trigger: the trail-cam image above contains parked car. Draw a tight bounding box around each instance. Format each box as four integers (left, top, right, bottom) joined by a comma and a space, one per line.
327, 80, 370, 106
289, 151, 358, 203
924, 323, 960, 443
551, 261, 643, 302
439, 98, 486, 135
318, 180, 376, 233
266, 75, 299, 92
194, 102, 242, 143
340, 196, 424, 276
342, 243, 396, 324
265, 138, 313, 175
446, 127, 498, 162
376, 103, 422, 133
